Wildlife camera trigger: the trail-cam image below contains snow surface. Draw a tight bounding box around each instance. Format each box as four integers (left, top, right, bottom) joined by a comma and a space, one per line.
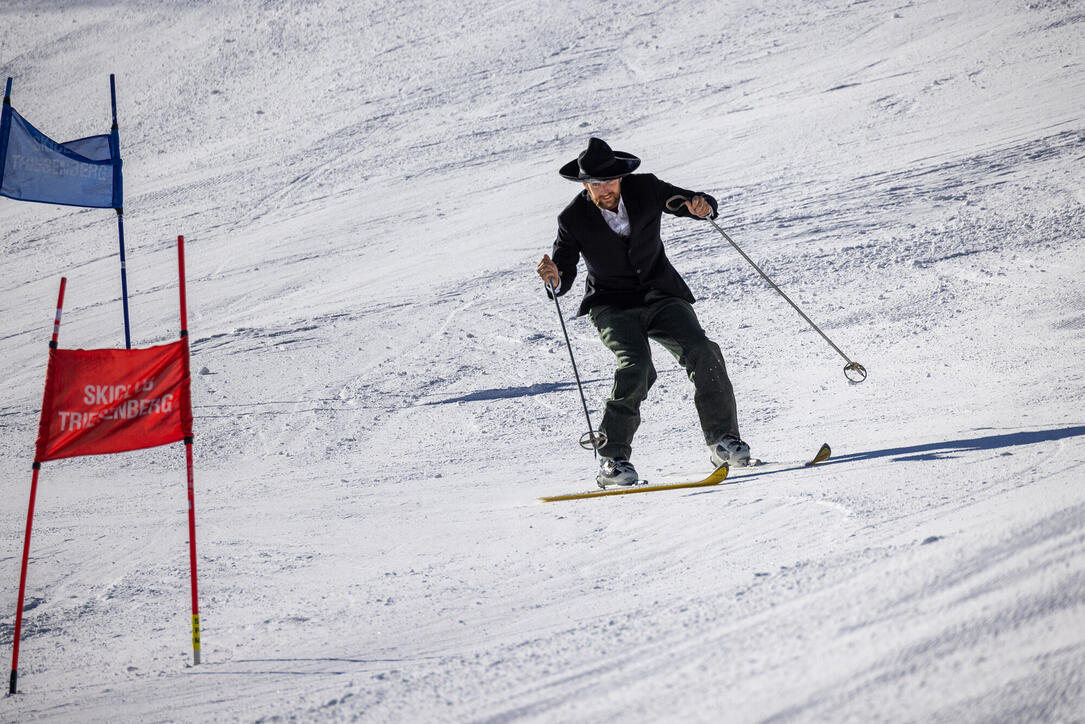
1, 0, 1083, 721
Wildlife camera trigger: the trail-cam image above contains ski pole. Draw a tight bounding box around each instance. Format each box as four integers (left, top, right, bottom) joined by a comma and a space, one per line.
544, 281, 607, 453
667, 195, 867, 383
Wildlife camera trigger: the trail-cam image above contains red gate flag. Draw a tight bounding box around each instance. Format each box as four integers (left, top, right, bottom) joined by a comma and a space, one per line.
34, 341, 192, 462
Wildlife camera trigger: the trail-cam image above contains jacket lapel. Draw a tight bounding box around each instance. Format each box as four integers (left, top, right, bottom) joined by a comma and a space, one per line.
619, 179, 650, 234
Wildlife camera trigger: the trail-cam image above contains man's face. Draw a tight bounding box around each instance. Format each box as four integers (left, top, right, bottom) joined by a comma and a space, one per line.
584, 178, 622, 211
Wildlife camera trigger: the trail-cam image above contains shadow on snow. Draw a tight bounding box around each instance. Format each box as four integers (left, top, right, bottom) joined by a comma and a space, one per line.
828, 424, 1085, 465
424, 379, 610, 405
696, 424, 1085, 491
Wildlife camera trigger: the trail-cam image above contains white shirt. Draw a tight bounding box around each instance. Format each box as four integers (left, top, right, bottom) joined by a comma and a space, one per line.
598, 195, 630, 238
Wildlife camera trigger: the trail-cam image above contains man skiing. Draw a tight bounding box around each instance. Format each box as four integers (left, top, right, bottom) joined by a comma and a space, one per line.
537, 137, 750, 488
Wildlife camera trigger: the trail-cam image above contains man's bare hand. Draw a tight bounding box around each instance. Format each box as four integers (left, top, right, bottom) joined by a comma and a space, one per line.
537, 254, 560, 289
685, 195, 713, 218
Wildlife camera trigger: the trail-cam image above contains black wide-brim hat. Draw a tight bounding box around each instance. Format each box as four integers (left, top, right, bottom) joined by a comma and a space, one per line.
559, 137, 641, 182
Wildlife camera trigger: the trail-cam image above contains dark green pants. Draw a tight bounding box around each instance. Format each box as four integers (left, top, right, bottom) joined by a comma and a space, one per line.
589, 297, 739, 460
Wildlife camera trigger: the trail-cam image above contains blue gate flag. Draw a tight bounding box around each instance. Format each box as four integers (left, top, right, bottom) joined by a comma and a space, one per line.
0, 102, 122, 209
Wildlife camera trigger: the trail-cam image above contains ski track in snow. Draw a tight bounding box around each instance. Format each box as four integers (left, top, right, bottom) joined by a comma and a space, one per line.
1, 0, 1084, 721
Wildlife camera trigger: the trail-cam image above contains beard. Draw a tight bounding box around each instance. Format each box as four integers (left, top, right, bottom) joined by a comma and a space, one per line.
592, 191, 619, 210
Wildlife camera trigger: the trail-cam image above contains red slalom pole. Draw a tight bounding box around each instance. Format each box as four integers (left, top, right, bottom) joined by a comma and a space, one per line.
10, 277, 67, 696
177, 236, 201, 665
184, 442, 200, 665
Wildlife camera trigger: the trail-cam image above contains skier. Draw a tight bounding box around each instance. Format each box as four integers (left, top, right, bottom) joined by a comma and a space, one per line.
537, 137, 750, 488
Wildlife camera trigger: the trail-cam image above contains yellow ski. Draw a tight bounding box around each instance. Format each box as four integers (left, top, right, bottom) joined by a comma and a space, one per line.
805, 443, 831, 466
539, 464, 729, 503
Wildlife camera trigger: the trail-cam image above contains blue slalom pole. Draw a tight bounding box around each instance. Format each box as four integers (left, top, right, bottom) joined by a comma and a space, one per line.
1, 79, 13, 190
109, 74, 131, 349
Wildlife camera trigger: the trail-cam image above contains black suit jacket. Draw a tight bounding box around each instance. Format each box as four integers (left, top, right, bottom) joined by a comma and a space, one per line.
550, 173, 718, 316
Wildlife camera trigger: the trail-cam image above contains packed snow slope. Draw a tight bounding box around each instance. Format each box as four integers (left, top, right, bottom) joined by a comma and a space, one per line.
1, 0, 1083, 721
